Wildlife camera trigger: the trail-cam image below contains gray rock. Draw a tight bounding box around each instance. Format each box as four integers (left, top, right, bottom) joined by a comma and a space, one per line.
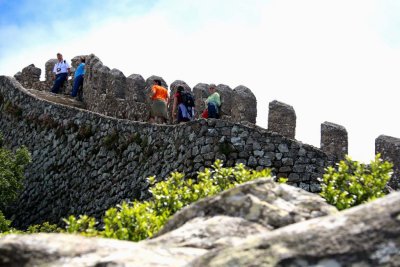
14, 64, 41, 89
321, 121, 348, 161
190, 191, 400, 267
376, 135, 400, 190
127, 74, 146, 102
45, 59, 58, 81
193, 83, 209, 119
157, 178, 337, 236
70, 55, 87, 69
268, 100, 296, 139
0, 178, 337, 267
216, 84, 233, 118
5, 181, 399, 267
0, 233, 205, 267
231, 85, 257, 124
149, 215, 269, 250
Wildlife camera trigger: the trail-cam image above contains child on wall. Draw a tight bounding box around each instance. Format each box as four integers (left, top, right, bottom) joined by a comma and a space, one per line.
71, 57, 85, 99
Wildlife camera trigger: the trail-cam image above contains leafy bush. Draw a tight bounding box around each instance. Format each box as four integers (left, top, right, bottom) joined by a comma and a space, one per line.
0, 211, 11, 232
64, 160, 271, 241
0, 132, 32, 233
0, 133, 32, 210
27, 222, 62, 233
63, 215, 98, 237
320, 154, 393, 210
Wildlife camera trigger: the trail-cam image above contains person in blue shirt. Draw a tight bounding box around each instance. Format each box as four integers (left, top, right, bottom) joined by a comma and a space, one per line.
51, 53, 70, 94
71, 57, 85, 98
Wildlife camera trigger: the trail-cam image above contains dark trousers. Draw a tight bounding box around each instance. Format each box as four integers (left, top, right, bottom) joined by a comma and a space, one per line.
71, 74, 84, 97
208, 102, 219, 118
51, 73, 68, 94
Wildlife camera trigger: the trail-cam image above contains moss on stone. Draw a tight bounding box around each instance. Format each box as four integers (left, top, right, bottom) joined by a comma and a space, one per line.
4, 101, 23, 118
103, 130, 119, 150
77, 125, 93, 141
40, 114, 58, 129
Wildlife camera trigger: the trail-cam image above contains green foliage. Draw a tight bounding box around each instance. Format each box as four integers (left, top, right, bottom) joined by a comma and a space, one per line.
0, 139, 31, 210
278, 177, 288, 184
0, 211, 11, 232
320, 154, 393, 210
102, 201, 157, 241
64, 160, 271, 241
63, 215, 98, 237
0, 132, 32, 233
27, 222, 62, 233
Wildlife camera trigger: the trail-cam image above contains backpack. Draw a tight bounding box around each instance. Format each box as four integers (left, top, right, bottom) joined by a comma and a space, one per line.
180, 91, 195, 107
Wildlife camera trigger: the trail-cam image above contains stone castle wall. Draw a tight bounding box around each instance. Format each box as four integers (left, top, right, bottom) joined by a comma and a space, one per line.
1, 75, 333, 228
268, 101, 399, 190
5, 54, 400, 228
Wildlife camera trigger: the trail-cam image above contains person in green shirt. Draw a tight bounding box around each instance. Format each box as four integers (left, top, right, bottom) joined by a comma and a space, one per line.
205, 84, 221, 118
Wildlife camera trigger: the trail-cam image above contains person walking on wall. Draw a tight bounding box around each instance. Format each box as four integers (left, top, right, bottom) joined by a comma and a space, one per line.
50, 53, 70, 94
71, 57, 85, 98
171, 85, 195, 123
150, 79, 169, 124
205, 84, 221, 119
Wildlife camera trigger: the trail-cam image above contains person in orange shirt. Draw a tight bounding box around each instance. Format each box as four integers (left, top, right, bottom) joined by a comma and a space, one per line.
150, 79, 169, 124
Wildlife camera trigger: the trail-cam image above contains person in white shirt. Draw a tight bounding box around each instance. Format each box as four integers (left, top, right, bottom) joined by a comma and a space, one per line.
50, 53, 70, 94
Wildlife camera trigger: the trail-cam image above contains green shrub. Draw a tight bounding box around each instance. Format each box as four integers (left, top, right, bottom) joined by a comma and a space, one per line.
0, 132, 32, 233
0, 134, 31, 210
0, 211, 11, 232
63, 215, 98, 237
27, 222, 62, 233
320, 154, 393, 210
65, 160, 271, 241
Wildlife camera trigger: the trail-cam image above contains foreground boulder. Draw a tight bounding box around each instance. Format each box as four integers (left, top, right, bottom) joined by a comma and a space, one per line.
190, 191, 400, 266
1, 179, 399, 266
151, 178, 337, 249
0, 233, 205, 267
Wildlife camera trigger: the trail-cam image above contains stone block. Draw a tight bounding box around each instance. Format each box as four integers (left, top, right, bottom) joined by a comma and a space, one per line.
268, 100, 296, 139
375, 135, 400, 189
231, 85, 257, 123
320, 121, 348, 161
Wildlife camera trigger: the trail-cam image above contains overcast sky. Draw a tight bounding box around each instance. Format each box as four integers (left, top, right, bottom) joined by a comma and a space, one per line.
1, 0, 399, 163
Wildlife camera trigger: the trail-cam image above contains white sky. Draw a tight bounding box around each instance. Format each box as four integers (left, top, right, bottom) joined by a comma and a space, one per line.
1, 0, 399, 163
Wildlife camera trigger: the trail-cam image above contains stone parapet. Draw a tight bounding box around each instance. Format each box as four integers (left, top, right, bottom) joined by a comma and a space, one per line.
268, 100, 296, 139
320, 121, 348, 161
231, 85, 257, 124
83, 54, 150, 121
375, 135, 400, 189
193, 83, 209, 119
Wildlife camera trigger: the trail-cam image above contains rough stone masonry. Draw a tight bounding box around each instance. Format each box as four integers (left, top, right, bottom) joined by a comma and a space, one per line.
1, 75, 334, 228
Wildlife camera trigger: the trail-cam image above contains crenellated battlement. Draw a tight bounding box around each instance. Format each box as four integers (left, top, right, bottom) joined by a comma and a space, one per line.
14, 54, 258, 124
